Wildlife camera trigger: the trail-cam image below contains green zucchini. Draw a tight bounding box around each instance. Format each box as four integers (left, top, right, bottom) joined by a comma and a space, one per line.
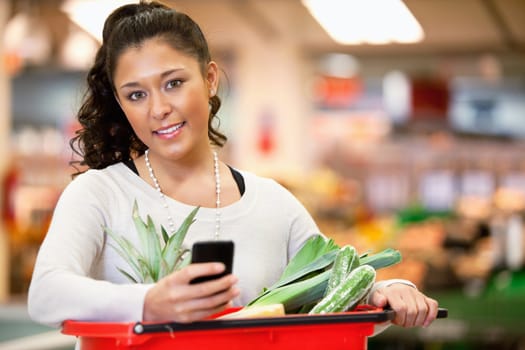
325, 245, 359, 296
309, 264, 376, 314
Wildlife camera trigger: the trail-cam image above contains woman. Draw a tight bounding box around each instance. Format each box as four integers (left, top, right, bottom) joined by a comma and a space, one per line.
28, 0, 438, 328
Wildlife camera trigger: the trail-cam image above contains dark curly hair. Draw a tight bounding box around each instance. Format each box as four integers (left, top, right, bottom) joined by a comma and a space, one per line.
70, 0, 226, 174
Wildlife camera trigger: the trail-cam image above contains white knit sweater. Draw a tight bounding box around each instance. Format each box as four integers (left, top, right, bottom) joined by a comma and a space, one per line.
27, 162, 410, 328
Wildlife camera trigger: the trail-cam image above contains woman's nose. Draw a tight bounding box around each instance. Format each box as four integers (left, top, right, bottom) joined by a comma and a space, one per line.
150, 92, 172, 120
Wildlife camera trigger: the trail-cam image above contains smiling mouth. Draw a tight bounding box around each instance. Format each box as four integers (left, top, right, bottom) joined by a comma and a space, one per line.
155, 122, 185, 135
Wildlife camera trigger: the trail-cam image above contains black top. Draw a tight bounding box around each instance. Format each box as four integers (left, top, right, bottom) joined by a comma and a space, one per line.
123, 159, 246, 196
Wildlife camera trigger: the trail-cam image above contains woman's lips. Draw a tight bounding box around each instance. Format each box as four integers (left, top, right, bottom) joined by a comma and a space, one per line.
154, 121, 185, 139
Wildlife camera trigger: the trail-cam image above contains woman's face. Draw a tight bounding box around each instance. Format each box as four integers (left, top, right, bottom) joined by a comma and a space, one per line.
113, 37, 218, 160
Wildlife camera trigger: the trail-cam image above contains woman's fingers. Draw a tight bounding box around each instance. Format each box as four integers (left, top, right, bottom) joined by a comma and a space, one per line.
143, 264, 239, 323
375, 284, 439, 328
412, 295, 430, 327
166, 277, 240, 323
175, 299, 236, 324
169, 266, 239, 300
384, 290, 407, 326
172, 286, 239, 323
169, 262, 226, 285
423, 297, 439, 327
189, 273, 239, 297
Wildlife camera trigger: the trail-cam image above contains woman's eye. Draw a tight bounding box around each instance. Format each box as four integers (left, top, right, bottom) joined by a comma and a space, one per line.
128, 91, 146, 101
166, 79, 183, 89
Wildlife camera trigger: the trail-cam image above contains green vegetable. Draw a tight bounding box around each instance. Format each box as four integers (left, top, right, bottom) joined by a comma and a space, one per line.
325, 245, 359, 296
279, 235, 340, 281
247, 235, 402, 315
309, 265, 376, 314
248, 269, 331, 313
104, 200, 200, 283
247, 235, 339, 306
359, 248, 402, 270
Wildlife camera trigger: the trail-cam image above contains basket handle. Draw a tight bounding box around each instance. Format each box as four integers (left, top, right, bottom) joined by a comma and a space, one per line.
384, 306, 448, 319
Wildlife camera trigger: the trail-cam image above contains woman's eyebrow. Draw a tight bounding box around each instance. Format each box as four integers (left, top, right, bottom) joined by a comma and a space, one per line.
118, 68, 185, 89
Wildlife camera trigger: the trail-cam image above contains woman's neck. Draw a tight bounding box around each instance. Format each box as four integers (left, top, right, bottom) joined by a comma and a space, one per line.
139, 150, 216, 205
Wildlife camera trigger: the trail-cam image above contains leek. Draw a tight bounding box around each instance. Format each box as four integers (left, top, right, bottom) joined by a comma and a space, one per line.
280, 235, 339, 280
359, 248, 402, 270
247, 235, 339, 306
248, 269, 331, 313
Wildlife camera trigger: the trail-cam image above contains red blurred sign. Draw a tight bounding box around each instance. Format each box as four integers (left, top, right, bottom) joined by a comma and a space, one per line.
410, 77, 449, 119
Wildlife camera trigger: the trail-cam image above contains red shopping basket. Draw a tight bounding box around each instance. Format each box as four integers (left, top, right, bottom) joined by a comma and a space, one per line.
62, 305, 447, 350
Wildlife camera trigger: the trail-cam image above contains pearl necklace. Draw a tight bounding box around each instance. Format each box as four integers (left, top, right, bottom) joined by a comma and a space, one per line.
144, 149, 221, 240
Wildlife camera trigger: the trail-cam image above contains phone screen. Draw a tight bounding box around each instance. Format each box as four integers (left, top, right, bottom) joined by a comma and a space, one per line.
190, 240, 234, 284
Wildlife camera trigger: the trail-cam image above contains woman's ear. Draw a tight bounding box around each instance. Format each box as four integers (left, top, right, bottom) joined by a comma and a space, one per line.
207, 61, 219, 96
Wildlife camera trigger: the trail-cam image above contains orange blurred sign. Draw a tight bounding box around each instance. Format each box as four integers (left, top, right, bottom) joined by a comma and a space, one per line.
313, 76, 363, 109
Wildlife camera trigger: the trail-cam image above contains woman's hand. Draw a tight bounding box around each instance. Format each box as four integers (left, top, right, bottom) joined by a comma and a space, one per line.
369, 283, 438, 328
143, 262, 240, 323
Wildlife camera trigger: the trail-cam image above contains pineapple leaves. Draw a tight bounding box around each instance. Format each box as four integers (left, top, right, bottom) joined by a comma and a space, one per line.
104, 200, 200, 283
171, 206, 200, 248
162, 206, 200, 272
117, 267, 139, 283
161, 226, 169, 245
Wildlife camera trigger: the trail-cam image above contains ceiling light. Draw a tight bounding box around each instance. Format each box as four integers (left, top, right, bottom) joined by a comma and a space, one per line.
61, 0, 139, 42
302, 0, 424, 45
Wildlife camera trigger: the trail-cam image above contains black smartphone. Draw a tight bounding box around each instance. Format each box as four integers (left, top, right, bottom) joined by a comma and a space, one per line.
190, 240, 234, 284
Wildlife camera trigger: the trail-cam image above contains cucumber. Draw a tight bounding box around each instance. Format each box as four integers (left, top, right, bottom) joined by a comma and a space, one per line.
309, 264, 376, 314
325, 245, 359, 296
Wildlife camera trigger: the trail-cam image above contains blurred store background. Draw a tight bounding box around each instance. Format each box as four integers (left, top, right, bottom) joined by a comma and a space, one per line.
0, 0, 525, 349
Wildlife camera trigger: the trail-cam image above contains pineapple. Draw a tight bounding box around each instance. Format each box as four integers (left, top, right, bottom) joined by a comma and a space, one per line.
104, 200, 200, 283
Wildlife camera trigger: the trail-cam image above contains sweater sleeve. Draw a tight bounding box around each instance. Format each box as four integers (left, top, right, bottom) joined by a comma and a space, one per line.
367, 278, 417, 304
27, 172, 153, 328
271, 181, 323, 260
